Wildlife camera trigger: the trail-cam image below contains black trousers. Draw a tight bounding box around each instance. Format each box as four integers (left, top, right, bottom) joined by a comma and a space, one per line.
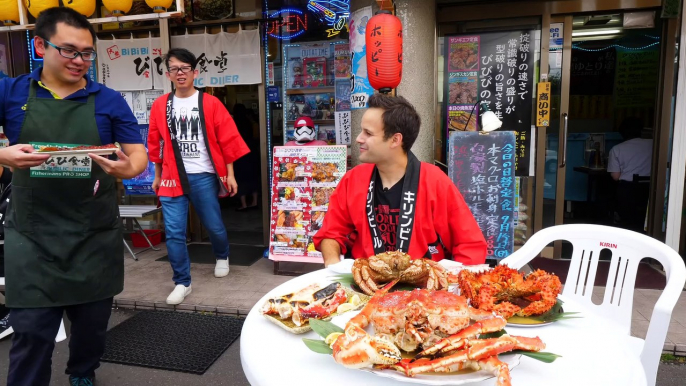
616, 181, 650, 233
7, 297, 113, 386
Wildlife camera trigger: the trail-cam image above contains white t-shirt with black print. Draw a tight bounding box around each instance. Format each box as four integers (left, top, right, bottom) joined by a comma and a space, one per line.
172, 91, 215, 174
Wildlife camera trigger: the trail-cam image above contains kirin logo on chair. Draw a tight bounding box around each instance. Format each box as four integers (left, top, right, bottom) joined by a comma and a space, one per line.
599, 242, 618, 249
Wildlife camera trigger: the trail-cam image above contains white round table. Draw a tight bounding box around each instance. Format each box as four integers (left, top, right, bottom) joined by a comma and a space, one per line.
241, 269, 647, 386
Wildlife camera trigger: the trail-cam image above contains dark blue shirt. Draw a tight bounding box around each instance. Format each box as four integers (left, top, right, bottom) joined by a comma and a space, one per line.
0, 67, 143, 145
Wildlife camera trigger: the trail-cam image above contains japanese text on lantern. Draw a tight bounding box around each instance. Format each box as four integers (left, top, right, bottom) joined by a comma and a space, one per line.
536, 82, 551, 127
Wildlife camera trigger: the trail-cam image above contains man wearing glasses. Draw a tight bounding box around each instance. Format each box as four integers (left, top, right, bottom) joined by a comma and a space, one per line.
0, 7, 148, 386
148, 48, 248, 305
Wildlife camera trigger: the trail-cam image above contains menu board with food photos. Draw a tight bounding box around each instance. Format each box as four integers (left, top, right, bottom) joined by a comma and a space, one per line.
444, 31, 535, 176
269, 145, 347, 262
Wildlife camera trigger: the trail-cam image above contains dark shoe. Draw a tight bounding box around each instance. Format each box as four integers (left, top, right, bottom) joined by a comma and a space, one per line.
247, 204, 259, 210
235, 206, 249, 211
0, 313, 12, 340
69, 376, 96, 386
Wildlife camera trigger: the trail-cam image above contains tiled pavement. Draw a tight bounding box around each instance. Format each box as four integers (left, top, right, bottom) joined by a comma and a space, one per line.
119, 245, 686, 355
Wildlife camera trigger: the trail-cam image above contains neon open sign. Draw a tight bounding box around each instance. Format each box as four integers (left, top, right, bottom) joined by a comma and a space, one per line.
307, 0, 349, 38
266, 9, 309, 40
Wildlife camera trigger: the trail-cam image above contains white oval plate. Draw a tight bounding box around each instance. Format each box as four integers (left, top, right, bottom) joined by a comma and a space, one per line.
38, 148, 118, 156
332, 311, 521, 385
327, 259, 354, 274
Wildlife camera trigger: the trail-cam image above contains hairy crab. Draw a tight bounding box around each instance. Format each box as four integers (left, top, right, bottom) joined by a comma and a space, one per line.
331, 284, 545, 386
457, 265, 562, 318
352, 251, 449, 295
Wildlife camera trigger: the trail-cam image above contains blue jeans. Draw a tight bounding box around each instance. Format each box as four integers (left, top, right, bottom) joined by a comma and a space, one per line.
160, 173, 229, 286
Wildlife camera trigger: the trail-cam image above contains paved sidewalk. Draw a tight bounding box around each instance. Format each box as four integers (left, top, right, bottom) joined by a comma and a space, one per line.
119, 244, 686, 355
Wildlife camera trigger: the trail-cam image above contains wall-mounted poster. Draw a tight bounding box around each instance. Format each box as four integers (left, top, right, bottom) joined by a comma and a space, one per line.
444, 31, 535, 176
349, 6, 374, 109
269, 146, 347, 263
448, 131, 516, 259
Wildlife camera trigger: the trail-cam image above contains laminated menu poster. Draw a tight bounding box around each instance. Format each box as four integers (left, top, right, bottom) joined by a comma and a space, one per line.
444, 31, 535, 176
269, 146, 347, 262
448, 131, 516, 259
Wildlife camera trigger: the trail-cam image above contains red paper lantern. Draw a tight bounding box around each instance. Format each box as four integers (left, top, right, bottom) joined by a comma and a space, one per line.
365, 10, 403, 94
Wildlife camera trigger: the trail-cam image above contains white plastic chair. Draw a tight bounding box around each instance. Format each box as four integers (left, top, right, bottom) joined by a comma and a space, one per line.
0, 277, 67, 343
500, 224, 686, 386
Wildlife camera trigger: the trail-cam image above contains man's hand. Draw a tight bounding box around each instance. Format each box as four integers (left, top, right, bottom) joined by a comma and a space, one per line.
0, 144, 50, 169
152, 176, 161, 191
226, 175, 238, 197
89, 143, 147, 179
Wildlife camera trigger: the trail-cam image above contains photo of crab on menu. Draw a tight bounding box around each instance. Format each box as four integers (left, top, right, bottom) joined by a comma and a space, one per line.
269, 146, 347, 260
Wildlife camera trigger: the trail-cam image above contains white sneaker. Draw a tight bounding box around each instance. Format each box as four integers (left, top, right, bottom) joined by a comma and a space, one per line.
215, 259, 230, 277
0, 314, 13, 340
166, 284, 192, 305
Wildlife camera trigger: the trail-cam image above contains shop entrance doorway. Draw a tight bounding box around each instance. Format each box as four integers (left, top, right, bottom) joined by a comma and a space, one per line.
541, 12, 666, 258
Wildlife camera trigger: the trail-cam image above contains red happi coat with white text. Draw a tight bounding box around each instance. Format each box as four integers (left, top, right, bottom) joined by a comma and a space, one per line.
148, 92, 249, 197
313, 163, 487, 264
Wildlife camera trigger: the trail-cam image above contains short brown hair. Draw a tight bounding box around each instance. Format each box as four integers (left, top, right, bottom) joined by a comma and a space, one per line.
367, 93, 420, 152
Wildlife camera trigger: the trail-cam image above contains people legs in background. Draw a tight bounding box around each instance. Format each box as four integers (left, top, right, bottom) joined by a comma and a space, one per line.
616, 181, 650, 233
187, 173, 231, 277
159, 194, 193, 304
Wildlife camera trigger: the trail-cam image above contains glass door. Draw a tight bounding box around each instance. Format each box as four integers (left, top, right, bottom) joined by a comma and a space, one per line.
534, 16, 573, 258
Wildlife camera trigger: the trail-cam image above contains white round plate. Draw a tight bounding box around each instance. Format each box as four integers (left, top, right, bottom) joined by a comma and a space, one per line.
327, 259, 354, 274
332, 311, 522, 385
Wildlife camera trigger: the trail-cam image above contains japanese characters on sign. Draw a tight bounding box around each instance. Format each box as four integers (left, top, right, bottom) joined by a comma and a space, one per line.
97, 38, 155, 91
536, 82, 551, 127
29, 142, 93, 179
335, 111, 352, 145
448, 131, 516, 259
349, 6, 374, 109
171, 30, 262, 87
444, 31, 535, 176
97, 32, 262, 92
269, 146, 347, 263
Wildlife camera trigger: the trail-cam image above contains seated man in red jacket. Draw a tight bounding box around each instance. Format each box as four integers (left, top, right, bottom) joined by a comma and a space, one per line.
148, 48, 249, 305
314, 93, 486, 267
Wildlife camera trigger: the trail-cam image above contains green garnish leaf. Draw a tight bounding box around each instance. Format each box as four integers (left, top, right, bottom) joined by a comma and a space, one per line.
516, 351, 562, 363
309, 318, 344, 339
303, 338, 333, 355
329, 274, 355, 288
480, 329, 507, 339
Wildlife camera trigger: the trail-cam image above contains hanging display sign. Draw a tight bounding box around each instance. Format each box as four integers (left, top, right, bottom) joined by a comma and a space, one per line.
444, 31, 535, 176
448, 131, 516, 259
335, 111, 351, 145
97, 37, 155, 91
171, 29, 262, 87
269, 145, 347, 263
98, 31, 262, 91
536, 82, 551, 127
349, 6, 374, 109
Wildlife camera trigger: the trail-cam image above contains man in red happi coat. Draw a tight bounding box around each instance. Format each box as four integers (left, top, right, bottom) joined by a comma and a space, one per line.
314, 94, 486, 267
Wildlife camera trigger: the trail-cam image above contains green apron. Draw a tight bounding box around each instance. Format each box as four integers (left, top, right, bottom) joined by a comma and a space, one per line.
3, 80, 124, 308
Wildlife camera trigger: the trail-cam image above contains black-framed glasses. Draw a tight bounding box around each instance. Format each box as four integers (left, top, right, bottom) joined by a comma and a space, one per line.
44, 40, 97, 61
167, 66, 194, 75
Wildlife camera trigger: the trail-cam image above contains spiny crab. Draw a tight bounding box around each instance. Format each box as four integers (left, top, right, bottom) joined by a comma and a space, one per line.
457, 265, 562, 318
352, 251, 449, 295
331, 283, 545, 386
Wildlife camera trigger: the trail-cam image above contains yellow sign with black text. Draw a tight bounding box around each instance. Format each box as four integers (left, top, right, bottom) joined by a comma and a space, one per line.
536, 82, 551, 127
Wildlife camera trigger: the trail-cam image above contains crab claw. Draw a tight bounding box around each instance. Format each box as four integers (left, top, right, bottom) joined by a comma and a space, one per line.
332, 325, 402, 369
413, 315, 507, 360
